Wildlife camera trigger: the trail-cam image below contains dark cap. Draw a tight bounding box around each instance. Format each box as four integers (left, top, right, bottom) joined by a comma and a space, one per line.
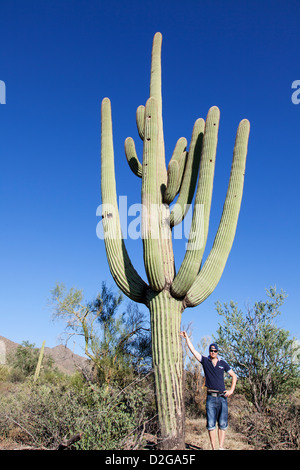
209, 343, 218, 351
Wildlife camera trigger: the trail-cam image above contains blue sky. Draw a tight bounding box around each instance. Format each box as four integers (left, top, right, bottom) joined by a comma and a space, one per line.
0, 0, 299, 356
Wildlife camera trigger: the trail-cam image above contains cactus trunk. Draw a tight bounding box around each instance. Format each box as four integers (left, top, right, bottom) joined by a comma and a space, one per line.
100, 32, 249, 450
148, 290, 185, 449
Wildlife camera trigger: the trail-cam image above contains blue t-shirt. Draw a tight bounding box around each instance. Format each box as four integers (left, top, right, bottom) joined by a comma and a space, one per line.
200, 356, 232, 391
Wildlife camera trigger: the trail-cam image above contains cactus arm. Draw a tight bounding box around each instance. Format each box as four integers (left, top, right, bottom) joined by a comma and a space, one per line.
141, 97, 166, 291
144, 33, 176, 288
185, 119, 250, 307
101, 97, 148, 303
164, 137, 187, 205
124, 137, 143, 177
171, 107, 220, 298
124, 105, 145, 177
150, 32, 163, 116
170, 118, 204, 227
149, 32, 167, 185
136, 105, 145, 140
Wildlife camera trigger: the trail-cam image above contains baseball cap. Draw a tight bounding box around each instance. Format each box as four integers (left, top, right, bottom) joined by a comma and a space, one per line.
209, 343, 219, 351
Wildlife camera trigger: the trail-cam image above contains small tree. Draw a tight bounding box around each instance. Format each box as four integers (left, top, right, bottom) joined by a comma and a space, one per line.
215, 286, 300, 412
50, 282, 151, 386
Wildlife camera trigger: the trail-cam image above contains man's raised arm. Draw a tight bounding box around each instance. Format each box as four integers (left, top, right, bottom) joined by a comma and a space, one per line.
180, 331, 202, 362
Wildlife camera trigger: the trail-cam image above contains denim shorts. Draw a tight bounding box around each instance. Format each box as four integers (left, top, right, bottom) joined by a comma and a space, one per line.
206, 395, 228, 431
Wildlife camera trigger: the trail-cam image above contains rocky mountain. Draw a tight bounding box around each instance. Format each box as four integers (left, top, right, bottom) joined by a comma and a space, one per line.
0, 335, 89, 375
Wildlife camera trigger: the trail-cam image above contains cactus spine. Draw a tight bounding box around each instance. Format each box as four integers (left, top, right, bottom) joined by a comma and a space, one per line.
100, 32, 250, 449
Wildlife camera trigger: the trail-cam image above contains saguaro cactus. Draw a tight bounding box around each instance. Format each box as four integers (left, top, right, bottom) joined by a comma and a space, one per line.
100, 32, 250, 450
33, 340, 45, 382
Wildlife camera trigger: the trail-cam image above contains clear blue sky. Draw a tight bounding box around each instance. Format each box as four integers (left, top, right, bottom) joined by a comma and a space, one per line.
1, 0, 299, 356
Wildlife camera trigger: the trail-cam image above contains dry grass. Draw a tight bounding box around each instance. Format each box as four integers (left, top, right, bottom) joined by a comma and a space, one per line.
141, 416, 255, 451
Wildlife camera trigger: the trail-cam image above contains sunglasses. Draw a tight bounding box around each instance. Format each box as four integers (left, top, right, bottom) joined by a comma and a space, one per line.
209, 349, 218, 353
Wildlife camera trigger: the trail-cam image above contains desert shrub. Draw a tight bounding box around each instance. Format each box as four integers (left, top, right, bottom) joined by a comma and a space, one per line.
184, 370, 206, 418
248, 400, 299, 450
0, 365, 10, 382
7, 367, 26, 383
229, 394, 300, 450
79, 373, 156, 450
0, 373, 155, 450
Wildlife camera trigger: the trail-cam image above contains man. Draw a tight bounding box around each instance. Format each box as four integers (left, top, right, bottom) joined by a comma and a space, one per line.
180, 331, 237, 450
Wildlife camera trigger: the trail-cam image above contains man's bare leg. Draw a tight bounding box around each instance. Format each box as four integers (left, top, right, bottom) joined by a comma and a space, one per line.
208, 429, 216, 450
218, 429, 226, 449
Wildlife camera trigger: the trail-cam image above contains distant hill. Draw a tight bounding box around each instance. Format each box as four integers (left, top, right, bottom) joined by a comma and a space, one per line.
0, 336, 89, 375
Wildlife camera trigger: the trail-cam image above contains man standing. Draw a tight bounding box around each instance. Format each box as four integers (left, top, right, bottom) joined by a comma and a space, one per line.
180, 331, 237, 450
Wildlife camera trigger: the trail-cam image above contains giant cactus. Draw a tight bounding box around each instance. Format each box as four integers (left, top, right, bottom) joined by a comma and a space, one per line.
100, 32, 250, 450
